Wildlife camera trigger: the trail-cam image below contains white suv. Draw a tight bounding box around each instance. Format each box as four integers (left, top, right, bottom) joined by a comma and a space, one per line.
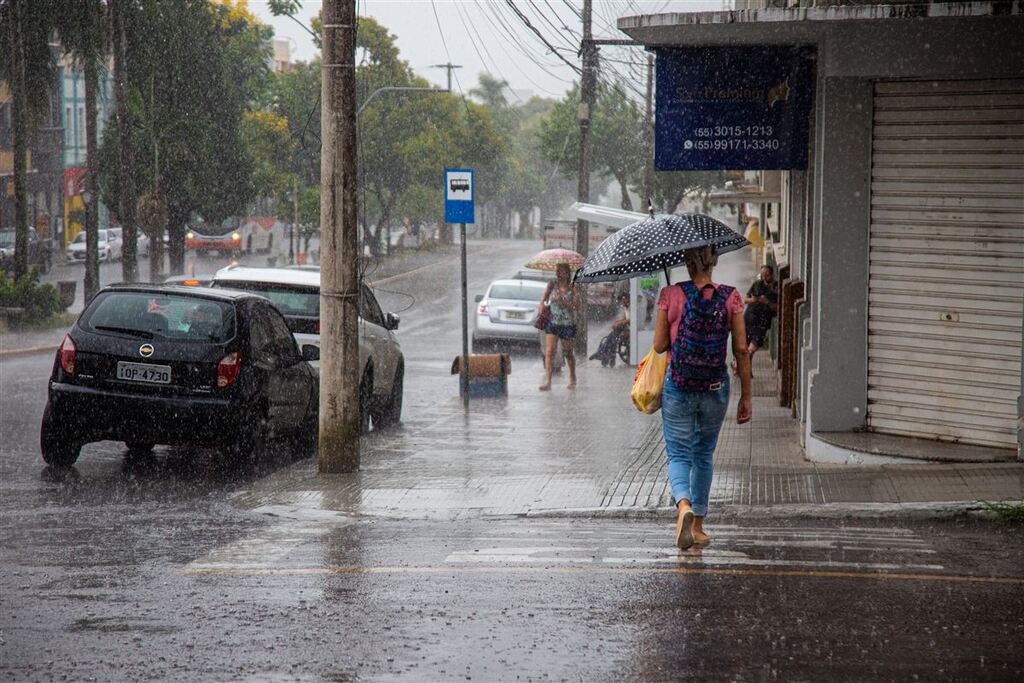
211, 266, 404, 430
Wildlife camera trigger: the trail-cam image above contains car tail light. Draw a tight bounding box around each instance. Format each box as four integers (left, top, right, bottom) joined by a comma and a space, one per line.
315, 320, 321, 333
59, 335, 76, 375
216, 352, 241, 388
477, 303, 488, 316
231, 232, 241, 241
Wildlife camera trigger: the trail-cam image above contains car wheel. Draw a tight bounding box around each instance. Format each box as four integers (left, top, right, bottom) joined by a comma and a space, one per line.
292, 402, 318, 458
471, 338, 487, 354
371, 362, 403, 429
225, 406, 269, 467
40, 405, 81, 468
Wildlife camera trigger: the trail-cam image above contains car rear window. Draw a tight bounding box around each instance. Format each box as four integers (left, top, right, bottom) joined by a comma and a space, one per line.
212, 281, 319, 319
488, 284, 546, 301
81, 291, 236, 343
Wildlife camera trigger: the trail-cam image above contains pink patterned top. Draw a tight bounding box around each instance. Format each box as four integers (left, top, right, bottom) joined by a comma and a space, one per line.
657, 282, 744, 346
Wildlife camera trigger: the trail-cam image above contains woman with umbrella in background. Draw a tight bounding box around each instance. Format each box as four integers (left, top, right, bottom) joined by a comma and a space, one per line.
527, 248, 585, 391
537, 261, 580, 391
575, 213, 753, 549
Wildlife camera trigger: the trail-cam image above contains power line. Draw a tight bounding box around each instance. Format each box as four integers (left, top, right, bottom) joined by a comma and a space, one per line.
502, 0, 582, 74
476, 2, 576, 85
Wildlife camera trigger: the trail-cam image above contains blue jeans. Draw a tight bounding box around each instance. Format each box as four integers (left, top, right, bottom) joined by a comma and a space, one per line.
661, 374, 730, 517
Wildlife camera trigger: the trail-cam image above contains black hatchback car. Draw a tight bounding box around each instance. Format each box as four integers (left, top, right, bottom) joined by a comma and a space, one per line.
40, 285, 319, 467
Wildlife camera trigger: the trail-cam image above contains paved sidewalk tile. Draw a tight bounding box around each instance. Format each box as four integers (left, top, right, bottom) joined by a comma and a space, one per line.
234, 339, 1023, 521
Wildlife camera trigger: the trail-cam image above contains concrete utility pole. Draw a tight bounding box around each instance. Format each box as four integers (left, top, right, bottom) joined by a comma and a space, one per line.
642, 53, 655, 215
575, 0, 598, 355
319, 0, 361, 473
430, 62, 462, 93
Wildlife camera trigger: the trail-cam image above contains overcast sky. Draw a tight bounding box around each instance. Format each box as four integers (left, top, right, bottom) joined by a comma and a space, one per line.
249, 1, 728, 101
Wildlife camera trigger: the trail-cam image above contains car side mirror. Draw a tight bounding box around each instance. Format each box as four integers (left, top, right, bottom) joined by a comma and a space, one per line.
301, 344, 320, 362
384, 312, 400, 331
474, 294, 483, 303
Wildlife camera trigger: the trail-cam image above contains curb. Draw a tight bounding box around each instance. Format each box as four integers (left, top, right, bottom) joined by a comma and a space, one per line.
524, 501, 1003, 521
0, 345, 57, 360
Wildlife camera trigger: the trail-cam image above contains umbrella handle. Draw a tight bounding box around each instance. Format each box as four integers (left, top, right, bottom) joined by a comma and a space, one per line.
663, 266, 671, 286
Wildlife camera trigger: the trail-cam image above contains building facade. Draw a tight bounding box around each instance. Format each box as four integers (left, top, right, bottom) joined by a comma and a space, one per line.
620, 2, 1024, 459
60, 54, 115, 244
0, 73, 64, 241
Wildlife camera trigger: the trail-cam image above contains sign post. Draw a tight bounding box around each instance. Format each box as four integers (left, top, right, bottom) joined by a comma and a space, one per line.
445, 168, 474, 407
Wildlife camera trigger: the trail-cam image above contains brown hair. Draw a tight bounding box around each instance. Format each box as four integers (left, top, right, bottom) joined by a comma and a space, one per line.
683, 246, 718, 276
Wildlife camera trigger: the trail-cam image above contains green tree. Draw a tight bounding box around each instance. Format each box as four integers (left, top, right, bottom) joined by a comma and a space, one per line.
56, 0, 106, 299
0, 0, 58, 279
98, 0, 271, 277
538, 82, 643, 211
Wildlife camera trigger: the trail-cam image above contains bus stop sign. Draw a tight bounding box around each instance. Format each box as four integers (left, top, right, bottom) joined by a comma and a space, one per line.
444, 169, 474, 224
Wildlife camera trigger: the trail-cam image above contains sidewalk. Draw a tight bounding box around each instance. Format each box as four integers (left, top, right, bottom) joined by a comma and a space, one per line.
231, 351, 1024, 522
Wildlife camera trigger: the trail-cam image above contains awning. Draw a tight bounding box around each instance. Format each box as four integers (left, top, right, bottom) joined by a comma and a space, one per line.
566, 202, 647, 229
707, 187, 781, 205
617, 2, 1022, 47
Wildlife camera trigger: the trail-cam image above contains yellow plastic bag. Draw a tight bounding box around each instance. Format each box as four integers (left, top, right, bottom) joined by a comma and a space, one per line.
631, 348, 667, 414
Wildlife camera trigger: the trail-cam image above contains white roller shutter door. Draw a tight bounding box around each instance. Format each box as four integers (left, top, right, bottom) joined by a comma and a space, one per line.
868, 79, 1024, 450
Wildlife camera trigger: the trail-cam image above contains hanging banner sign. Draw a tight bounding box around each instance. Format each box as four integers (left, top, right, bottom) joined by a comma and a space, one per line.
655, 46, 815, 171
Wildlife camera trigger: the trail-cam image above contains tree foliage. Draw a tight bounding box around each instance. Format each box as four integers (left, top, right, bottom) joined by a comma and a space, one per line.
539, 82, 728, 213
97, 0, 271, 274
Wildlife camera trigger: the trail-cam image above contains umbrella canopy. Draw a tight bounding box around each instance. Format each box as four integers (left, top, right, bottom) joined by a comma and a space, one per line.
573, 213, 749, 284
525, 247, 586, 271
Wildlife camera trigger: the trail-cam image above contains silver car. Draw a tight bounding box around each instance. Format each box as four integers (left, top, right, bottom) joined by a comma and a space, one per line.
210, 266, 404, 431
472, 278, 550, 352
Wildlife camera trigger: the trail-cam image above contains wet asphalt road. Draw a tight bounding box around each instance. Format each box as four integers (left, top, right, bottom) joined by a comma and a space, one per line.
2, 239, 1024, 681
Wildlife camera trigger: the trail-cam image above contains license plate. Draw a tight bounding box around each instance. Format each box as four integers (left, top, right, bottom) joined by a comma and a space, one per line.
116, 361, 171, 384
504, 311, 526, 320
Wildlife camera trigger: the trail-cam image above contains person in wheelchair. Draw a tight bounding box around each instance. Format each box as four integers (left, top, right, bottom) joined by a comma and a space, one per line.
591, 292, 630, 367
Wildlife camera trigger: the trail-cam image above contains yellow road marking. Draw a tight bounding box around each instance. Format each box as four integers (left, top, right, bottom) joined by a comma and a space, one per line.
177, 564, 1024, 585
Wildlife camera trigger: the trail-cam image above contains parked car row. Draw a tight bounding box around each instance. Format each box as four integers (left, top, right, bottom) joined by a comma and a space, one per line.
40, 265, 404, 468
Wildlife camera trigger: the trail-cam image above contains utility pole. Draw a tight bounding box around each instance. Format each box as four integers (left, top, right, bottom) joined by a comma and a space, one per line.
642, 53, 654, 216
430, 62, 462, 93
575, 0, 597, 356
112, 0, 138, 282
319, 0, 360, 473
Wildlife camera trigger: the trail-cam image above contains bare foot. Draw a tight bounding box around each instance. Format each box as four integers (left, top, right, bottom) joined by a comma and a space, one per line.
566, 381, 576, 390
694, 530, 712, 544
538, 383, 551, 391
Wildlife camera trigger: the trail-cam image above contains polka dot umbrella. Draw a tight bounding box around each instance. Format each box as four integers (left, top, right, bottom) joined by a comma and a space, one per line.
572, 213, 750, 284
525, 247, 586, 271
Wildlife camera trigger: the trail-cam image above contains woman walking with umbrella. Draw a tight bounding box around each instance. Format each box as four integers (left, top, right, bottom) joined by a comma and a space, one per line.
526, 248, 585, 391
574, 213, 753, 549
653, 246, 752, 549
537, 262, 580, 391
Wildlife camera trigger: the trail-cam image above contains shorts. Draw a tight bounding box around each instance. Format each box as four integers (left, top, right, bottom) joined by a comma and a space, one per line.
545, 324, 576, 340
746, 325, 767, 348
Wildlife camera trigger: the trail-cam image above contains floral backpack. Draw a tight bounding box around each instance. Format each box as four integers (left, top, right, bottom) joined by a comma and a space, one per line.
669, 281, 734, 391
